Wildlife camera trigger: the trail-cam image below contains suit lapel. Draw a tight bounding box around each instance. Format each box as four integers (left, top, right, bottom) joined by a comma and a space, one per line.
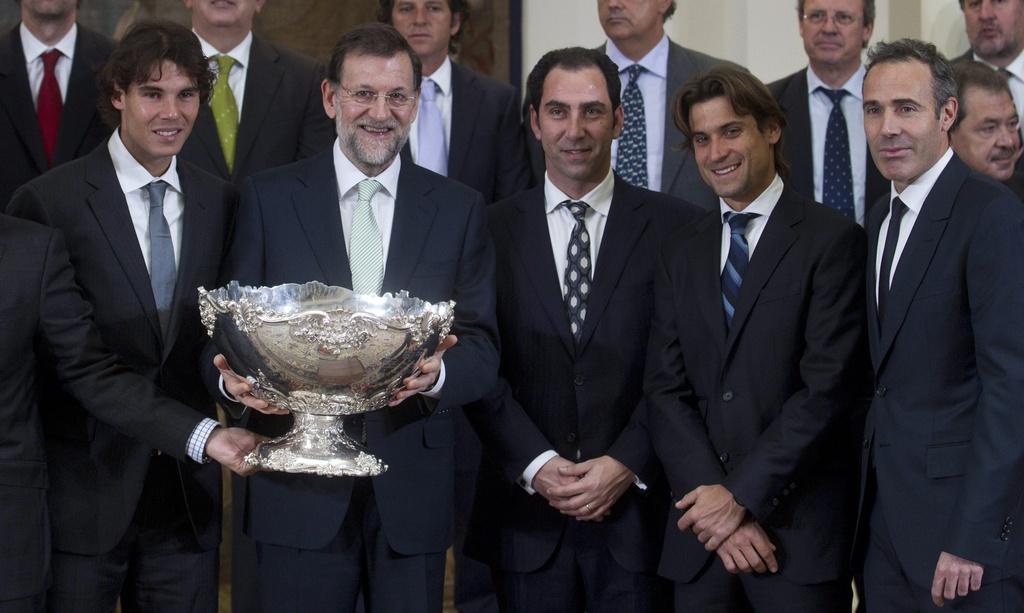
447, 63, 480, 181
291, 150, 349, 287
0, 27, 47, 173
234, 37, 282, 180
508, 188, 575, 357
53, 28, 104, 164
689, 212, 728, 351
876, 156, 963, 366
723, 190, 801, 360
577, 180, 648, 352
191, 106, 230, 178
779, 71, 815, 199
661, 42, 688, 192
83, 147, 162, 340
865, 197, 885, 367
382, 164, 436, 293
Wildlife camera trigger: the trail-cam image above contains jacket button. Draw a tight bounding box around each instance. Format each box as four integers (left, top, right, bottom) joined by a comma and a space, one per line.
875, 385, 887, 397
789, 482, 798, 490
574, 374, 585, 386
566, 432, 577, 443
1001, 534, 1010, 542
719, 452, 730, 463
863, 439, 870, 449
722, 390, 734, 402
771, 497, 780, 506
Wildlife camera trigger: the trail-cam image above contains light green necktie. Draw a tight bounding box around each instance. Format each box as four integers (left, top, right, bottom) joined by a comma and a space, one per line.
350, 179, 384, 295
210, 54, 239, 173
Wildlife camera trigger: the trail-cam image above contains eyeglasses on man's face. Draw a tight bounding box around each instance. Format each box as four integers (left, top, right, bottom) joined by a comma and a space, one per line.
802, 10, 861, 27
337, 85, 416, 109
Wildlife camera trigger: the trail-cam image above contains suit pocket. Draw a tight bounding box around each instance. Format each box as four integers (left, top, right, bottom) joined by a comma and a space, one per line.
0, 459, 48, 489
914, 275, 960, 300
756, 283, 801, 305
926, 441, 970, 478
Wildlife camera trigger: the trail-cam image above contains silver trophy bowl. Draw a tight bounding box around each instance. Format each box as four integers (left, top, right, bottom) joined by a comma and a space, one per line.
198, 281, 454, 477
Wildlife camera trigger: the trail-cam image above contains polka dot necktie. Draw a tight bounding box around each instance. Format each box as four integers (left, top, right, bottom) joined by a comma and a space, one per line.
562, 200, 592, 343
819, 87, 855, 220
721, 211, 759, 329
616, 65, 648, 188
211, 55, 239, 173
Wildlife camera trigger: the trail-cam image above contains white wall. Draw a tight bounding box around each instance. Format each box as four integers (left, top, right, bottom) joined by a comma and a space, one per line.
521, 0, 970, 90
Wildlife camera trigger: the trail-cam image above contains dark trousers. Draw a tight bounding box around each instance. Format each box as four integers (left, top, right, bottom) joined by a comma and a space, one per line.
255, 480, 445, 613
674, 556, 851, 613
46, 455, 218, 613
453, 408, 499, 613
864, 497, 1024, 612
494, 519, 669, 613
0, 595, 43, 613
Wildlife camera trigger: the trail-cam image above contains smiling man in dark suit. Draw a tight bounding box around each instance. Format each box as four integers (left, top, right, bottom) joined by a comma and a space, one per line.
646, 65, 868, 612
214, 23, 498, 613
464, 46, 700, 613
858, 38, 1024, 612
178, 0, 335, 183
0, 0, 113, 209
6, 21, 237, 612
770, 0, 887, 225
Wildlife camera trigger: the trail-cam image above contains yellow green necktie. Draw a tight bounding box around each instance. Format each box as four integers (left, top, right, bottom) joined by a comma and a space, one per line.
211, 54, 239, 173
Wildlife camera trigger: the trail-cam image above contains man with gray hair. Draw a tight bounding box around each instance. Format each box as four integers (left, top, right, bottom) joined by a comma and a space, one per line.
770, 0, 888, 224
859, 37, 1024, 611
956, 0, 1024, 133
949, 60, 1024, 197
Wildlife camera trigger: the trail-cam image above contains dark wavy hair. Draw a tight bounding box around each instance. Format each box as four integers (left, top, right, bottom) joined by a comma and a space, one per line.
674, 65, 790, 180
526, 47, 622, 115
377, 0, 470, 54
96, 20, 213, 128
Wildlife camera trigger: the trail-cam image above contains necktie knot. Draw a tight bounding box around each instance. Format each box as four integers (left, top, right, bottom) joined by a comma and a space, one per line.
819, 87, 848, 106
563, 200, 590, 222
889, 197, 908, 222
216, 54, 236, 75
421, 78, 438, 102
626, 64, 644, 85
723, 211, 758, 236
146, 180, 168, 210
357, 179, 383, 203
41, 49, 61, 71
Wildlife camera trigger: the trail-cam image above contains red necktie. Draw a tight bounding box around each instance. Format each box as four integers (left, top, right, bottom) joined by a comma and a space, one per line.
37, 49, 63, 167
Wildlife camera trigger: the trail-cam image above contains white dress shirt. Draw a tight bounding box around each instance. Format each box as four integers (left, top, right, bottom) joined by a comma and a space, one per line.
408, 56, 453, 164
719, 175, 784, 272
976, 49, 1024, 133
606, 35, 668, 191
520, 170, 646, 494
20, 22, 76, 104
875, 148, 953, 301
807, 65, 868, 225
108, 131, 218, 462
195, 31, 253, 115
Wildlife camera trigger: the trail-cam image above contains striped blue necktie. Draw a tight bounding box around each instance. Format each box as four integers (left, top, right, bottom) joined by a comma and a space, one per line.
721, 211, 759, 328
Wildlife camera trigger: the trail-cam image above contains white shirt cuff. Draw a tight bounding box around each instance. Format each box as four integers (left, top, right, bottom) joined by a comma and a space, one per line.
519, 449, 558, 494
634, 474, 648, 491
186, 418, 220, 463
218, 374, 239, 402
420, 361, 446, 399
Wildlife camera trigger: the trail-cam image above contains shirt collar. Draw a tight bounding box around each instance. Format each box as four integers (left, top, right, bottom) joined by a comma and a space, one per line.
543, 168, 615, 217
806, 63, 866, 100
194, 30, 253, 69
107, 129, 182, 194
719, 174, 784, 220
605, 34, 669, 79
975, 48, 1024, 82
332, 137, 402, 201
20, 22, 77, 63
888, 147, 954, 215
422, 56, 452, 96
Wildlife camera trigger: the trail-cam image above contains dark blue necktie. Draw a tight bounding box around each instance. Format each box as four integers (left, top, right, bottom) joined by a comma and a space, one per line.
819, 88, 856, 220
876, 197, 907, 324
616, 64, 648, 188
562, 200, 592, 342
722, 211, 759, 328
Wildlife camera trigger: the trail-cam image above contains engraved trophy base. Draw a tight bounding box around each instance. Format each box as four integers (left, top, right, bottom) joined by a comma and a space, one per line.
243, 413, 388, 477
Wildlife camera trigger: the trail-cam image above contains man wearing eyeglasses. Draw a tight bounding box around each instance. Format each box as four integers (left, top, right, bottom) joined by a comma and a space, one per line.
212, 22, 498, 613
770, 0, 887, 226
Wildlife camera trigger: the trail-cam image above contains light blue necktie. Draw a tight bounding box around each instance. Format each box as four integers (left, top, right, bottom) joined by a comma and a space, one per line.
146, 180, 176, 338
417, 78, 447, 175
350, 179, 384, 295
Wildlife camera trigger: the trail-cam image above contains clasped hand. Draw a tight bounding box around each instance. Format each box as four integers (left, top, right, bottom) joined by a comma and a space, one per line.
532, 455, 634, 522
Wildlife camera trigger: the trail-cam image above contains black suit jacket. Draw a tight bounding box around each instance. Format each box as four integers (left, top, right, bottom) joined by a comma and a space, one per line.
217, 149, 498, 555
0, 215, 208, 601
525, 39, 726, 210
179, 35, 334, 184
0, 24, 113, 210
770, 68, 888, 216
859, 155, 1024, 587
646, 187, 869, 584
6, 144, 237, 555
464, 180, 700, 574
401, 61, 529, 203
